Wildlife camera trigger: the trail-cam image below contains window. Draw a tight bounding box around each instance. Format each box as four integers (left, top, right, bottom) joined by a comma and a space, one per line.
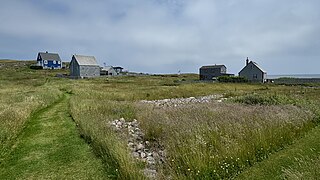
58, 61, 61, 64
253, 74, 258, 79
44, 60, 48, 64
53, 60, 56, 64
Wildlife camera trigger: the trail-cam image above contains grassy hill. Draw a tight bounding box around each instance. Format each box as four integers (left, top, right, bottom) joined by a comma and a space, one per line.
0, 60, 319, 179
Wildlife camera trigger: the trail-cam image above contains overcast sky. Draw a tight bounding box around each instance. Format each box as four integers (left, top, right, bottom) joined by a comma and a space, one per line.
0, 0, 319, 74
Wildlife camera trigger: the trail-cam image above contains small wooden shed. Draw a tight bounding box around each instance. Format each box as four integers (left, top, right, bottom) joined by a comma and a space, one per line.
70, 55, 100, 78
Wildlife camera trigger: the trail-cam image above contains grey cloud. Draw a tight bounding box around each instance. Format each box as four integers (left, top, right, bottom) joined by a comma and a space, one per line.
0, 0, 319, 74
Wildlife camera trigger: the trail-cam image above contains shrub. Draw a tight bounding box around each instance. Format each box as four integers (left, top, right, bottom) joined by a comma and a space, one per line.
234, 94, 295, 105
218, 76, 248, 83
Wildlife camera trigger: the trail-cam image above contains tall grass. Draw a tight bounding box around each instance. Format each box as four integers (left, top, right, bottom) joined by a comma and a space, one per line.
0, 83, 63, 159
69, 89, 144, 179
137, 102, 316, 179
3, 61, 318, 179
282, 155, 320, 179
67, 76, 320, 179
0, 61, 67, 160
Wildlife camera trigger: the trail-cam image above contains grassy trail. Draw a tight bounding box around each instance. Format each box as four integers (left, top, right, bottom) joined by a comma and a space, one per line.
0, 94, 108, 179
236, 124, 320, 179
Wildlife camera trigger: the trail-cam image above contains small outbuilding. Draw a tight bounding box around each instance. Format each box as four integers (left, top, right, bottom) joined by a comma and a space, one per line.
200, 65, 233, 80
37, 51, 62, 69
70, 55, 100, 78
239, 57, 267, 83
113, 67, 124, 75
100, 66, 117, 76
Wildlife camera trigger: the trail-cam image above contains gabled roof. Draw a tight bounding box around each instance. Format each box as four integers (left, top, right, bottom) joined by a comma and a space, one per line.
251, 61, 266, 73
200, 65, 226, 69
101, 66, 115, 71
38, 52, 61, 61
113, 66, 124, 70
73, 55, 99, 66
239, 61, 266, 74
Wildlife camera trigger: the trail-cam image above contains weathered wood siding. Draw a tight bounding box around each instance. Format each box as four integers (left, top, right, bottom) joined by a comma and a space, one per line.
200, 66, 226, 80
239, 62, 266, 82
70, 57, 100, 78
70, 58, 80, 77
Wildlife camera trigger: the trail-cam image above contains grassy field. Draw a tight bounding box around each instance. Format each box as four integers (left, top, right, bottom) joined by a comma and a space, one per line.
1, 60, 320, 179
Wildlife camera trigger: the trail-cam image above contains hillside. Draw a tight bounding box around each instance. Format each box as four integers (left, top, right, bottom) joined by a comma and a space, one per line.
0, 60, 320, 179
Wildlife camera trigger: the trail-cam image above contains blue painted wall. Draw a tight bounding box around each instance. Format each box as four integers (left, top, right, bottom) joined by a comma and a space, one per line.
43, 60, 61, 69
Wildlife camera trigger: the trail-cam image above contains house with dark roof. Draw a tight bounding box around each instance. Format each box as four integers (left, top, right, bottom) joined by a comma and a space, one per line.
113, 66, 124, 75
37, 51, 62, 69
100, 66, 117, 76
70, 55, 100, 78
239, 57, 267, 83
199, 65, 233, 80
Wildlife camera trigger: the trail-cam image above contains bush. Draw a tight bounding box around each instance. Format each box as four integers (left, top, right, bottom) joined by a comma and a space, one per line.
234, 94, 295, 105
218, 76, 248, 83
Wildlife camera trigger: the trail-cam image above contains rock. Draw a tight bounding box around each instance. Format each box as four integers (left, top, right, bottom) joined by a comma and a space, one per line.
152, 152, 159, 159
144, 169, 157, 179
159, 150, 166, 158
137, 143, 145, 150
147, 156, 156, 164
132, 152, 140, 158
141, 152, 147, 158
143, 149, 150, 153
128, 142, 134, 148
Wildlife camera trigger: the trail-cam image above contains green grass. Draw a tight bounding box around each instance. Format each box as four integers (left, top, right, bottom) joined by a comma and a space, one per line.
0, 94, 108, 179
236, 124, 320, 180
136, 102, 316, 179
1, 60, 320, 179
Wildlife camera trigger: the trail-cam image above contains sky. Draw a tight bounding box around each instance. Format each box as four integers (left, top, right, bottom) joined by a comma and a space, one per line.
0, 0, 319, 74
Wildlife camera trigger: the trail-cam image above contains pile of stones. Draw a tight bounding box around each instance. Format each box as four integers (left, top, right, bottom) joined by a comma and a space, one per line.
140, 94, 225, 107
110, 118, 166, 179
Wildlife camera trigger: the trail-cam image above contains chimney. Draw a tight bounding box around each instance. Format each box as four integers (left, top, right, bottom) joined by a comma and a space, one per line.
246, 57, 249, 65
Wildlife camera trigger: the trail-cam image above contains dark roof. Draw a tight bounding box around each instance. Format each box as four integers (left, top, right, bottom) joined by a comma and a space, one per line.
239, 61, 266, 74
113, 66, 123, 70
38, 52, 61, 61
200, 65, 226, 69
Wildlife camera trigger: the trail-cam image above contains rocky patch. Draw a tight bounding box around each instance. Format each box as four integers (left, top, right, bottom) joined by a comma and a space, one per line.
140, 94, 226, 107
109, 118, 165, 179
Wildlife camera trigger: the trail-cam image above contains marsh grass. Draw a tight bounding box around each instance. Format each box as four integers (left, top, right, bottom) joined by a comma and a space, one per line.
137, 102, 316, 179
67, 75, 320, 179
2, 60, 320, 179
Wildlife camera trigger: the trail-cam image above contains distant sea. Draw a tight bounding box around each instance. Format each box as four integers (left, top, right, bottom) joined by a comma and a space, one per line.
267, 74, 320, 79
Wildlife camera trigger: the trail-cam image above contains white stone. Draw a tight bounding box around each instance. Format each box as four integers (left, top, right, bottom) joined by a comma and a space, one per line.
137, 143, 145, 150
132, 152, 140, 158
147, 156, 156, 164
141, 152, 147, 158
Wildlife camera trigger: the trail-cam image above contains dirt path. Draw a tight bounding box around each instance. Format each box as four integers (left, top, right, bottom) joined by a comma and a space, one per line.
0, 94, 108, 179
